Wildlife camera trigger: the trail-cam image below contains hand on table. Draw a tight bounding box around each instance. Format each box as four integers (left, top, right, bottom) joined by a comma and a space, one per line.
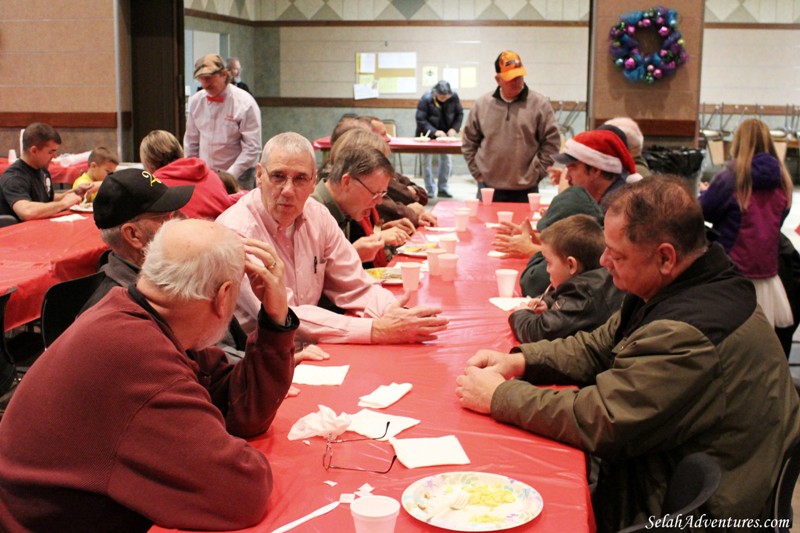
294, 344, 330, 365
370, 292, 448, 344
384, 217, 416, 235
513, 298, 547, 314
434, 129, 446, 138
447, 128, 458, 138
457, 350, 524, 414
418, 211, 438, 227
353, 235, 385, 262
242, 238, 289, 325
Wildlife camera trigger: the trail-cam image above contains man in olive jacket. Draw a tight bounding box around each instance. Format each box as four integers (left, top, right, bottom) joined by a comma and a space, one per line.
457, 177, 800, 532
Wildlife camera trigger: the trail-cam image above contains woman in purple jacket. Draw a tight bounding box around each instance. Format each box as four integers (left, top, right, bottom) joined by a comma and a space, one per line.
701, 118, 794, 328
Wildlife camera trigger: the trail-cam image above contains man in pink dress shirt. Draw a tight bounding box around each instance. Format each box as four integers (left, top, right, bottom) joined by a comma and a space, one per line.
184, 54, 261, 190
217, 132, 449, 344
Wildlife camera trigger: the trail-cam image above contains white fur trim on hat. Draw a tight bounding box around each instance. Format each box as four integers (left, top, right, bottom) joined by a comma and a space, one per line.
564, 138, 623, 174
626, 173, 643, 183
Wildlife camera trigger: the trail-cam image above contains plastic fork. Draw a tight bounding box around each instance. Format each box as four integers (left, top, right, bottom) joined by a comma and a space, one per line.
426, 490, 469, 522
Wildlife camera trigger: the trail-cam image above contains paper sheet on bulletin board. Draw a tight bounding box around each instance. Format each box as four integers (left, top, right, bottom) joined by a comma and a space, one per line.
357, 52, 417, 94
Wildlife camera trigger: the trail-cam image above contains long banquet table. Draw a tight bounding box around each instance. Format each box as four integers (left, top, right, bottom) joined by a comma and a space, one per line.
0, 157, 88, 186
313, 136, 463, 155
0, 214, 107, 330
151, 201, 594, 533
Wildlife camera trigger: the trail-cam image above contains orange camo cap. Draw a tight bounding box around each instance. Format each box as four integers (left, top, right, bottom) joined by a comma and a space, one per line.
495, 50, 527, 81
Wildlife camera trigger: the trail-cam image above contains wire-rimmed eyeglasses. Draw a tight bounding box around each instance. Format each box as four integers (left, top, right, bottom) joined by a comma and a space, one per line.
323, 421, 397, 474
352, 175, 388, 201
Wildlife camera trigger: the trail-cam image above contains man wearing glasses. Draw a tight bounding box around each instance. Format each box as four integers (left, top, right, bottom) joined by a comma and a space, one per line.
217, 132, 449, 344
310, 145, 401, 268
184, 53, 261, 190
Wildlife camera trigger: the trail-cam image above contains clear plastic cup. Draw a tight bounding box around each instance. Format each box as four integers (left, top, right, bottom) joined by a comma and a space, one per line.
399, 262, 422, 291
351, 495, 400, 533
496, 269, 519, 298
480, 188, 495, 206
439, 253, 458, 282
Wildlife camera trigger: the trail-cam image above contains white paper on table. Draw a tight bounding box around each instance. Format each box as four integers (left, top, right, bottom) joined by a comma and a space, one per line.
347, 409, 420, 439
50, 214, 85, 222
489, 297, 530, 312
423, 226, 456, 233
424, 233, 459, 243
292, 364, 349, 386
487, 250, 507, 258
485, 222, 502, 229
389, 435, 471, 468
358, 382, 413, 408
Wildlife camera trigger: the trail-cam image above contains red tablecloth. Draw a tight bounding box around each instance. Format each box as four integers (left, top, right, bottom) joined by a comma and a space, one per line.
0, 214, 107, 330
313, 136, 463, 155
151, 201, 594, 533
0, 157, 88, 185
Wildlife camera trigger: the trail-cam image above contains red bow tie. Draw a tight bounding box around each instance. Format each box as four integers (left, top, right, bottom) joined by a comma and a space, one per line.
207, 95, 224, 103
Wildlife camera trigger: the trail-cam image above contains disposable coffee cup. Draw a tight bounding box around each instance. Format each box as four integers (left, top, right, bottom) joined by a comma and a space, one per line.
497, 211, 513, 224
465, 198, 479, 216
426, 247, 447, 276
7, 149, 17, 163
399, 262, 422, 291
351, 495, 400, 533
454, 208, 470, 232
439, 253, 458, 282
528, 193, 541, 212
480, 187, 495, 206
496, 269, 518, 298
439, 235, 457, 254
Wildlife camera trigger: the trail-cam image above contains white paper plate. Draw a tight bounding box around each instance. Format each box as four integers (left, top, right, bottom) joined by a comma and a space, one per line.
439, 137, 461, 142
365, 267, 424, 285
402, 471, 543, 531
396, 243, 437, 257
70, 204, 93, 213
413, 137, 432, 142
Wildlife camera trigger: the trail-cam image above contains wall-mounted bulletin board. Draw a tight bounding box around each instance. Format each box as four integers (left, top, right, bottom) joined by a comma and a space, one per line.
356, 52, 417, 94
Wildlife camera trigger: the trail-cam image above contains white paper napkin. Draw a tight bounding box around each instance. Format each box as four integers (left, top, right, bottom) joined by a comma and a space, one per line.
424, 233, 459, 243
389, 435, 471, 468
489, 297, 530, 311
348, 409, 420, 439
358, 382, 413, 408
487, 250, 507, 258
423, 226, 456, 232
50, 214, 85, 222
292, 364, 349, 386
484, 222, 502, 229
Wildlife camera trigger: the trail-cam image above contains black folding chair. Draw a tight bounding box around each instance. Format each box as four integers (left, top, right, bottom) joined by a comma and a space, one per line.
0, 288, 19, 396
41, 271, 107, 348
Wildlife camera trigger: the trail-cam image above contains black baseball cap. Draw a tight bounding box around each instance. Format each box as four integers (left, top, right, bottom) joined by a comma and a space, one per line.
93, 168, 194, 229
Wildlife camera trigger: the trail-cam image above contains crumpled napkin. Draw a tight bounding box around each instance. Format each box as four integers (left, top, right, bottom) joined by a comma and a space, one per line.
487, 250, 507, 258
348, 409, 420, 439
358, 382, 412, 408
484, 222, 502, 229
292, 364, 349, 385
389, 435, 470, 468
288, 405, 351, 440
489, 297, 530, 312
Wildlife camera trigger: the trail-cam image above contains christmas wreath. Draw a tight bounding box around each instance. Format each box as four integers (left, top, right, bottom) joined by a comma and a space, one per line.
608, 6, 688, 84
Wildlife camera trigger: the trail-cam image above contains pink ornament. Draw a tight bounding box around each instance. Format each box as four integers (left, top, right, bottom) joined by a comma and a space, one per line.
627, 25, 636, 34
659, 26, 670, 37
647, 64, 655, 72
624, 58, 636, 70
660, 50, 668, 57
653, 69, 663, 78
642, 18, 651, 27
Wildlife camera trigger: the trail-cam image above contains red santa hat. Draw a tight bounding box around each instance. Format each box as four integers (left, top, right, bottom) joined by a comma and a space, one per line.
555, 130, 642, 183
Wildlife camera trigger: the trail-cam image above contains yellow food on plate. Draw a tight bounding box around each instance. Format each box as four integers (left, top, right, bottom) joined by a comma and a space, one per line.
399, 243, 436, 254
366, 268, 386, 280
464, 483, 516, 508
365, 268, 401, 280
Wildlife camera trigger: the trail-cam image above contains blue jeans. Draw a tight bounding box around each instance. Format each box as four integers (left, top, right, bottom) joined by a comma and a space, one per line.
422, 154, 452, 195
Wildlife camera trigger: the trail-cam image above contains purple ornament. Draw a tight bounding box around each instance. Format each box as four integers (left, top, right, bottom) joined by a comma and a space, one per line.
642, 18, 651, 27
656, 17, 664, 24
659, 26, 670, 37
653, 69, 663, 78
624, 57, 636, 70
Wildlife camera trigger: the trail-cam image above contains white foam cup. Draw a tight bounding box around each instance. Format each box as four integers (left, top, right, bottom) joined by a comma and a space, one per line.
426, 248, 447, 276
399, 262, 422, 291
454, 208, 470, 232
439, 253, 459, 282
465, 198, 479, 216
351, 495, 400, 533
439, 235, 457, 254
496, 269, 519, 298
528, 193, 541, 212
497, 211, 513, 224
480, 187, 495, 206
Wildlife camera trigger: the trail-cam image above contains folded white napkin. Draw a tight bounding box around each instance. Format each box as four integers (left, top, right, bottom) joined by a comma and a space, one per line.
358, 382, 412, 408
424, 233, 459, 243
389, 435, 470, 468
487, 250, 507, 258
348, 409, 420, 439
489, 297, 530, 311
292, 364, 349, 386
423, 226, 456, 232
484, 222, 502, 229
50, 214, 85, 222
288, 405, 351, 440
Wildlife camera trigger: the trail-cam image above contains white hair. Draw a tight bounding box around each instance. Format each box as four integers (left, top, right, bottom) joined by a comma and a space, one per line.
604, 117, 644, 157
141, 219, 244, 301
260, 132, 315, 166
